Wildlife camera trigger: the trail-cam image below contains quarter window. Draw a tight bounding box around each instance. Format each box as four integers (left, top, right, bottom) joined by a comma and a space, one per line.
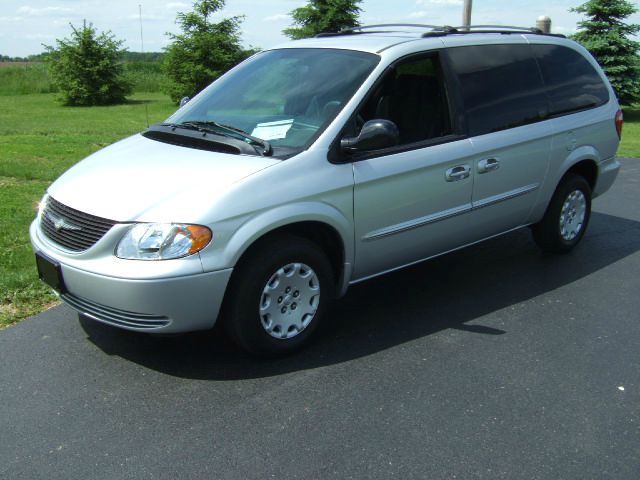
531, 44, 609, 116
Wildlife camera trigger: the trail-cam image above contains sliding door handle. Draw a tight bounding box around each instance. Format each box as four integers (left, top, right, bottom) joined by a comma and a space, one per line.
478, 158, 500, 174
445, 165, 471, 182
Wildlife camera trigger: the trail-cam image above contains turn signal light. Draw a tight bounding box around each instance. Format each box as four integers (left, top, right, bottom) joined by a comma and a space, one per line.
615, 109, 623, 139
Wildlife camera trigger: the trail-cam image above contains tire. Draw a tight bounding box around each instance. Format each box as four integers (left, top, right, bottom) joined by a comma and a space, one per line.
222, 234, 334, 356
532, 173, 592, 254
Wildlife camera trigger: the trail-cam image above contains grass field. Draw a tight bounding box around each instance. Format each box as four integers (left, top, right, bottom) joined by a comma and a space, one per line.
0, 93, 175, 328
618, 105, 640, 158
0, 63, 53, 95
0, 93, 638, 329
0, 62, 165, 97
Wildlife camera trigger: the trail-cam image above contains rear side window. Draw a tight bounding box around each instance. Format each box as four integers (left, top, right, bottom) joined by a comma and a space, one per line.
447, 44, 548, 136
531, 44, 609, 116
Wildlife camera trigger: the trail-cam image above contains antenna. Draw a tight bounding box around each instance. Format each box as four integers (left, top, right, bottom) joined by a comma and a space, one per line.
139, 4, 144, 53
139, 4, 150, 128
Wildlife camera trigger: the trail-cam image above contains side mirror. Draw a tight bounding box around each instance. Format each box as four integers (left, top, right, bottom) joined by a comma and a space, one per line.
341, 119, 400, 153
179, 96, 190, 108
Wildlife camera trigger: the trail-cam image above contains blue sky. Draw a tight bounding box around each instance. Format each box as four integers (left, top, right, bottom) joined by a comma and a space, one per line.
1, 0, 639, 57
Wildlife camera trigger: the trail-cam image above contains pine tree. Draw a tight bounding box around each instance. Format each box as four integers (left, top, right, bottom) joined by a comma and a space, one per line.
45, 21, 132, 106
571, 0, 640, 105
163, 0, 256, 103
284, 0, 362, 40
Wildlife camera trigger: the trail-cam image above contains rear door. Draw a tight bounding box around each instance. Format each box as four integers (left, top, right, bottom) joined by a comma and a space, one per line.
445, 43, 553, 238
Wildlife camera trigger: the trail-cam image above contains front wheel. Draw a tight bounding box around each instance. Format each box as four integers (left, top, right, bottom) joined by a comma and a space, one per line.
223, 235, 333, 356
532, 173, 592, 254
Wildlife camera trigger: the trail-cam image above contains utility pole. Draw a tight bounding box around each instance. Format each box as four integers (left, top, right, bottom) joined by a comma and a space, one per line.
463, 0, 472, 28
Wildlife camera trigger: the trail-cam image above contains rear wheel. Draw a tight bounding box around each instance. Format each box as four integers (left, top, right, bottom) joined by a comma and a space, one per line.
532, 173, 592, 253
223, 235, 333, 356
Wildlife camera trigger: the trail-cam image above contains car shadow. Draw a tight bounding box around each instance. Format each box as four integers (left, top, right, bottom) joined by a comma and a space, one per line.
81, 211, 640, 380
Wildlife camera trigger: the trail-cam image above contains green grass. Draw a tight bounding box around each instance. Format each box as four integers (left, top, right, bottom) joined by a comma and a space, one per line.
619, 105, 640, 158
0, 92, 175, 328
123, 61, 166, 93
0, 62, 166, 96
0, 63, 54, 95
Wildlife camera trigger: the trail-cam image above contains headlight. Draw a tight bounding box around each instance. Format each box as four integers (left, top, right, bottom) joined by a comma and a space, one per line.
116, 223, 212, 260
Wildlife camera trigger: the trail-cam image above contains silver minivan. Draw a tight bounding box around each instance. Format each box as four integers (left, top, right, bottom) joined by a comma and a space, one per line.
31, 25, 622, 354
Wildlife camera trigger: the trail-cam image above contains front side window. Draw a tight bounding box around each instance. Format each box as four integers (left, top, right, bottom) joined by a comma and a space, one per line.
354, 54, 453, 146
447, 44, 548, 137
167, 48, 380, 157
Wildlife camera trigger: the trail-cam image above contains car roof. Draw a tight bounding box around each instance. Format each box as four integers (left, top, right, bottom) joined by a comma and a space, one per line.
268, 25, 568, 55
270, 33, 435, 54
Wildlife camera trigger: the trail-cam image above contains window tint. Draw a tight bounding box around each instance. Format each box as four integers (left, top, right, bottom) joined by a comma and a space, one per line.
447, 44, 548, 136
357, 54, 452, 145
532, 44, 609, 116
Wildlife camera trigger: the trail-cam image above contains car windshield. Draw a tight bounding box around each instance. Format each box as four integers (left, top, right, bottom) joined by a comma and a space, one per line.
166, 48, 380, 157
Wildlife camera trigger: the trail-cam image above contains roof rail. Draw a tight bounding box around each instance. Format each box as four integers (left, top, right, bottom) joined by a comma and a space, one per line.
315, 23, 565, 38
315, 24, 451, 37
424, 25, 566, 38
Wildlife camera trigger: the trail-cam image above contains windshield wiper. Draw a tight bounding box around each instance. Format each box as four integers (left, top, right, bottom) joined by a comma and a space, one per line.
164, 120, 272, 156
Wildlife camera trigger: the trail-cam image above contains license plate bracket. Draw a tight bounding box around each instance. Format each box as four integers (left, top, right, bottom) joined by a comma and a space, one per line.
35, 252, 66, 293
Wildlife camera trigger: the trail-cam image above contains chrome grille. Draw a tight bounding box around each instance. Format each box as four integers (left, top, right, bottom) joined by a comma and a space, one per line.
40, 196, 117, 252
61, 293, 171, 330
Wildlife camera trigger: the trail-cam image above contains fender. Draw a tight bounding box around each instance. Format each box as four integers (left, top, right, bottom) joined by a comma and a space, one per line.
200, 201, 355, 295
529, 146, 600, 223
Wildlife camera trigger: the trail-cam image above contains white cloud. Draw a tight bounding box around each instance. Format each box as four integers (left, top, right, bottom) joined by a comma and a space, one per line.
416, 0, 462, 5
17, 6, 72, 16
554, 25, 576, 34
263, 13, 289, 22
0, 16, 24, 22
2, 0, 637, 58
25, 33, 55, 40
127, 13, 166, 22
165, 2, 189, 9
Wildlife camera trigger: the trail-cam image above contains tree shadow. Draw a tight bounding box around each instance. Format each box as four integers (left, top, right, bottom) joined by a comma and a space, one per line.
124, 98, 154, 105
81, 212, 640, 380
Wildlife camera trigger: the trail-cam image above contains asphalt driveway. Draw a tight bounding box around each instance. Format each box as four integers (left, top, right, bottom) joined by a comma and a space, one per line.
1, 159, 639, 479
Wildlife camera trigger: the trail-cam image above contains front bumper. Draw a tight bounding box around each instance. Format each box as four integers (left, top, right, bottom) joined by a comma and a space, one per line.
30, 221, 233, 333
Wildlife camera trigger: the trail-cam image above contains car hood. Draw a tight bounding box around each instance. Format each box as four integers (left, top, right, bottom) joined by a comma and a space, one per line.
47, 134, 280, 222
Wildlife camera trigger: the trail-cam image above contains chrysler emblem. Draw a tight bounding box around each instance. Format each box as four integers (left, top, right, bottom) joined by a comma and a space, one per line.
45, 211, 82, 232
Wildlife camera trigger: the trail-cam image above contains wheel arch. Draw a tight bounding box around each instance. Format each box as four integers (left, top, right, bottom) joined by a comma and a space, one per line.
530, 149, 600, 224
221, 203, 354, 297
564, 159, 598, 191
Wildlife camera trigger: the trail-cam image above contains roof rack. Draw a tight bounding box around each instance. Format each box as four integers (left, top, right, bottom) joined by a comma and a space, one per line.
315, 24, 565, 39
316, 24, 450, 37
424, 25, 542, 37
433, 25, 567, 38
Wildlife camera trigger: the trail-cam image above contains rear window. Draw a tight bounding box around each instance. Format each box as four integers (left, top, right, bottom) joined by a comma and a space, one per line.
447, 44, 548, 136
531, 44, 609, 116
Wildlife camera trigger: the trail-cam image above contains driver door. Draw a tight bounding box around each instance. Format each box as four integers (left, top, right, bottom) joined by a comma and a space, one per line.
351, 53, 476, 280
